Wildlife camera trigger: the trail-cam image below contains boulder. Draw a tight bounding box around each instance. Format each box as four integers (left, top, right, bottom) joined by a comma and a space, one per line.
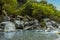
1, 21, 16, 32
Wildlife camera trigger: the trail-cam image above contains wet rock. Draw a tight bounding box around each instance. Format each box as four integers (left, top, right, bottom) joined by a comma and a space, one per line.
14, 17, 24, 29
1, 21, 16, 32
24, 20, 30, 26
14, 19, 21, 29
33, 19, 40, 26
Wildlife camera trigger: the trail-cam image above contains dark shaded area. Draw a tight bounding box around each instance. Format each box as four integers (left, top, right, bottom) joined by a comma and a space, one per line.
0, 1, 3, 15
17, 0, 27, 8
17, 0, 27, 4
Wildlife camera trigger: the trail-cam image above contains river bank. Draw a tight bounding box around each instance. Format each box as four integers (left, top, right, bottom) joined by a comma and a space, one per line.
0, 10, 60, 32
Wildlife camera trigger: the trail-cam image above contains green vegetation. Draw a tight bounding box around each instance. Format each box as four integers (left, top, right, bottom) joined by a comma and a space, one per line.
1, 0, 18, 14
0, 0, 60, 22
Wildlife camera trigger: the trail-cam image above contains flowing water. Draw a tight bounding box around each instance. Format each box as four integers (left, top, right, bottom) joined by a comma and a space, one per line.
1, 21, 60, 40
0, 30, 60, 40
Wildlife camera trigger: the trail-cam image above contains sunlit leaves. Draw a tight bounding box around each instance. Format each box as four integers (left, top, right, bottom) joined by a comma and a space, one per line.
1, 0, 18, 14
1, 0, 60, 21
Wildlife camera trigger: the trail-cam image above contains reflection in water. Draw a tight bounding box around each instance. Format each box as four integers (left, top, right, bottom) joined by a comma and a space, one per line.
4, 32, 16, 39
0, 30, 60, 40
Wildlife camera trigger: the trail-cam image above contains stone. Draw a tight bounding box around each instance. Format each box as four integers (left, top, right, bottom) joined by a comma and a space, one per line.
1, 21, 16, 32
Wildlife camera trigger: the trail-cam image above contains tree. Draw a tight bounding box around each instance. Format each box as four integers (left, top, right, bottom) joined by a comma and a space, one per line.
1, 0, 60, 22
17, 0, 27, 4
40, 0, 47, 4
32, 2, 55, 20
1, 0, 18, 14
0, 1, 3, 15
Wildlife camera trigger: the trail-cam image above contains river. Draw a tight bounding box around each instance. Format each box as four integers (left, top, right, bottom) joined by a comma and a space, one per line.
0, 30, 60, 40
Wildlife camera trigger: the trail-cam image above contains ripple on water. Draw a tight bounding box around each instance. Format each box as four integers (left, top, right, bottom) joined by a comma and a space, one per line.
0, 30, 59, 40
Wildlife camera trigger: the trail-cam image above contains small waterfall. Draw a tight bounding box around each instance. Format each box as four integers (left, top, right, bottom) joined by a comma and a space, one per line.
44, 18, 60, 33
34, 19, 40, 26
24, 21, 30, 26
1, 21, 16, 32
14, 18, 24, 29
20, 20, 24, 27
14, 19, 21, 28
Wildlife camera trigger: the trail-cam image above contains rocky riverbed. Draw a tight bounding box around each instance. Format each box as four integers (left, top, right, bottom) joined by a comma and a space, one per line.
0, 13, 60, 32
